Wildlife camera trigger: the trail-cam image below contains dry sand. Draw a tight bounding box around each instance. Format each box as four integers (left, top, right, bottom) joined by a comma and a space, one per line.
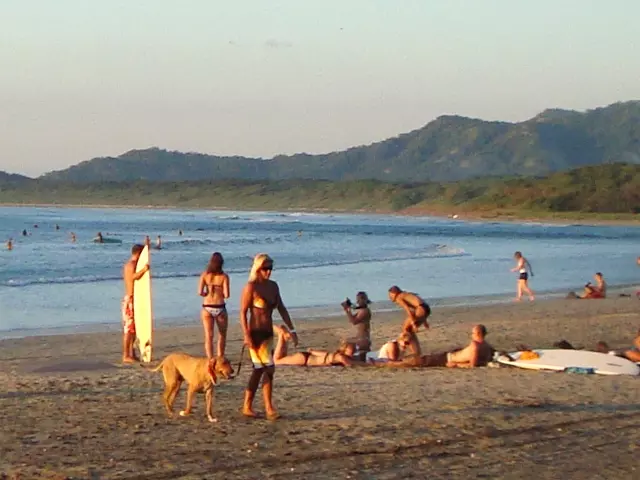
1, 297, 639, 479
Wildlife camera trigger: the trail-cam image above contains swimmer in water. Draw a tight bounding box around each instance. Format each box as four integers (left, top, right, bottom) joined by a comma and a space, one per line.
70, 232, 76, 243
6, 239, 13, 251
155, 235, 162, 250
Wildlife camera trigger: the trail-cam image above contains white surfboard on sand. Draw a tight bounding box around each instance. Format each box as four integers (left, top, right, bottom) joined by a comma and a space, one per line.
133, 245, 153, 363
496, 349, 639, 376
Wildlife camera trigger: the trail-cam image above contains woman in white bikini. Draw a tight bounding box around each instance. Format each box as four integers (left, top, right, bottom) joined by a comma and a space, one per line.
511, 251, 534, 301
198, 252, 230, 359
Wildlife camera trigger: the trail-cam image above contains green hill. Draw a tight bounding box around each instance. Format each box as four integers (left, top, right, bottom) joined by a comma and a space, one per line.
4, 164, 639, 219
0, 171, 33, 184
40, 101, 640, 183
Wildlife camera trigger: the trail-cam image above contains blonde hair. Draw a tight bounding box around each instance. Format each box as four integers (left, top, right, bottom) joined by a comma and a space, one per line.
249, 253, 273, 281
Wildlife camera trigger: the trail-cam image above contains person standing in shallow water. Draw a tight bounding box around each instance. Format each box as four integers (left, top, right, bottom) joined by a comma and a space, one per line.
511, 251, 534, 301
198, 252, 230, 359
240, 253, 298, 420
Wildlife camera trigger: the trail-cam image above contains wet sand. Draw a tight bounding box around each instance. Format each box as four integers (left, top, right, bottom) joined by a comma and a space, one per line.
1, 297, 639, 479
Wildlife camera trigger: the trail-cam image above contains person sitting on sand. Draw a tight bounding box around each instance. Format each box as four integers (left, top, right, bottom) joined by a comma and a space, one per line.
388, 286, 431, 333
581, 272, 607, 299
342, 291, 372, 357
273, 325, 355, 367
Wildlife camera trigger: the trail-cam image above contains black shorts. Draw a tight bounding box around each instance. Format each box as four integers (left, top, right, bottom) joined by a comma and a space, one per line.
519, 272, 528, 281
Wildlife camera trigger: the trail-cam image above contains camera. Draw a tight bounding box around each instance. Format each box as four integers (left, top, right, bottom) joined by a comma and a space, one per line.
341, 298, 352, 309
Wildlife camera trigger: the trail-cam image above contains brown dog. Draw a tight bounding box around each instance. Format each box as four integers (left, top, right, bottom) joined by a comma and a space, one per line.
152, 353, 234, 423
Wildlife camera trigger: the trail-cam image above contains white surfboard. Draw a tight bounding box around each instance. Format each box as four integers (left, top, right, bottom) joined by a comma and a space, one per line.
496, 349, 639, 376
133, 245, 153, 363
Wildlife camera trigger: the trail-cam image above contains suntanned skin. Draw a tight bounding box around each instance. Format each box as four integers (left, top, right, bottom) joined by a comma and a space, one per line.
374, 325, 494, 368
273, 325, 354, 366
151, 353, 234, 423
624, 332, 640, 363
446, 325, 494, 368
122, 251, 149, 363
240, 259, 297, 420
343, 293, 372, 351
198, 270, 230, 358
511, 252, 535, 301
388, 288, 430, 333
581, 273, 607, 299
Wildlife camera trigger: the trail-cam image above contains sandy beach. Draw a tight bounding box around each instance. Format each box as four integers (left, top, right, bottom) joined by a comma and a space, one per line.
1, 297, 639, 479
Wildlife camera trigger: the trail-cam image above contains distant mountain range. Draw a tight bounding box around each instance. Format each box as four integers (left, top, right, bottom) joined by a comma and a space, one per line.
3, 100, 639, 184
0, 171, 31, 184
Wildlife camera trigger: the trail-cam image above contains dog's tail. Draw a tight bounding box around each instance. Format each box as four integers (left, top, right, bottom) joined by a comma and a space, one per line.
149, 358, 165, 372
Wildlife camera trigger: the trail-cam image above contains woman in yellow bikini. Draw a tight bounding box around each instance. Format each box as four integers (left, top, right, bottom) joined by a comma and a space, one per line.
198, 252, 230, 359
240, 253, 298, 420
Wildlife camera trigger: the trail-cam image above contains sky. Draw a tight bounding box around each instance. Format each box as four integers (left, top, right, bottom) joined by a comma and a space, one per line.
1, 0, 639, 177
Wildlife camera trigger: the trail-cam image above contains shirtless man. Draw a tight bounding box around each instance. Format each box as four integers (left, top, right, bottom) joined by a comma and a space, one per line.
121, 244, 150, 363
388, 286, 431, 333
372, 326, 494, 368
446, 324, 494, 368
342, 291, 372, 356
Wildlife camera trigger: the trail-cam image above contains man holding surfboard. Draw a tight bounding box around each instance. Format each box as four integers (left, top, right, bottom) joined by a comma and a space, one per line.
122, 244, 150, 363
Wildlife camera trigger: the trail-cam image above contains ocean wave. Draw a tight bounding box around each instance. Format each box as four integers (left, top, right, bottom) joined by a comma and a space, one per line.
0, 243, 467, 288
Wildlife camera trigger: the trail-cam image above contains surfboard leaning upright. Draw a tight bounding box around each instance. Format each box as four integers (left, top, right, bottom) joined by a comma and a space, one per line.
134, 245, 153, 363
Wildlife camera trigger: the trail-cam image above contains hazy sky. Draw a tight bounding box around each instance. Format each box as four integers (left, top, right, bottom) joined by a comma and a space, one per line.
1, 0, 639, 176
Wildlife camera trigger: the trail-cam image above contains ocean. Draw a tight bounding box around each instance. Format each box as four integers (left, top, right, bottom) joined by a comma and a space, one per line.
1, 206, 639, 338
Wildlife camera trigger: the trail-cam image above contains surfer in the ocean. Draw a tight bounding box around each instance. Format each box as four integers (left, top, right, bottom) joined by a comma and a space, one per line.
121, 244, 150, 363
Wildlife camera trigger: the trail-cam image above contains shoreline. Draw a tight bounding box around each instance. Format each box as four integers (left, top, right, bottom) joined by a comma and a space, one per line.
2, 283, 637, 341
1, 202, 639, 226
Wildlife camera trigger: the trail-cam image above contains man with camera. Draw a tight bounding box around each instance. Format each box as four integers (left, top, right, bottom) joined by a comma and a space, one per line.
341, 291, 372, 357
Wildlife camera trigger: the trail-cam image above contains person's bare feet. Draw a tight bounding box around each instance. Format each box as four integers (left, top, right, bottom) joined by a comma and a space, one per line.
241, 407, 258, 418
266, 410, 281, 421
122, 357, 136, 364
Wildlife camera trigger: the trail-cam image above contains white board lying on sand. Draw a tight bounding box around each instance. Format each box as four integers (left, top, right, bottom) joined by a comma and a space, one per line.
496, 349, 640, 376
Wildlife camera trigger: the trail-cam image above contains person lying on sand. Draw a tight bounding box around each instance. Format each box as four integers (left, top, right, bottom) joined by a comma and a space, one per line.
371, 325, 494, 368
273, 325, 355, 367
553, 328, 640, 363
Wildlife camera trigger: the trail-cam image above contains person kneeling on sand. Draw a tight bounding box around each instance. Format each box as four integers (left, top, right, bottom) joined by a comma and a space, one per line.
373, 325, 494, 368
273, 325, 355, 367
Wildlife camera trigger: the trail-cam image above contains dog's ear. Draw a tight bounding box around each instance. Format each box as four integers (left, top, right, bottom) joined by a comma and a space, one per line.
208, 358, 218, 384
